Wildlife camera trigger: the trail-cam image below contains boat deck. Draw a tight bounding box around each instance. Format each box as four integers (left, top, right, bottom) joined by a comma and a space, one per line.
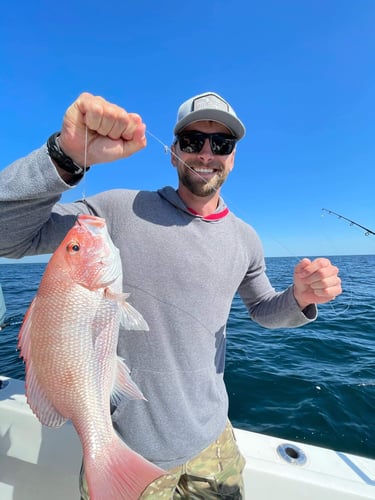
1, 376, 374, 499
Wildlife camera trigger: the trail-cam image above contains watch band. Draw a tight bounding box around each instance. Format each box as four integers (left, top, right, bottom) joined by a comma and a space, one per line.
47, 132, 90, 175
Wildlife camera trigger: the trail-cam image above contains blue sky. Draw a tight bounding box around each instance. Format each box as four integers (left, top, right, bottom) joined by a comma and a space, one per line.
1, 0, 374, 262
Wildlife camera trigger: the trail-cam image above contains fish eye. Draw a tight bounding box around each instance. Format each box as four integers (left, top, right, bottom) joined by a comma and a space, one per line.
67, 241, 80, 254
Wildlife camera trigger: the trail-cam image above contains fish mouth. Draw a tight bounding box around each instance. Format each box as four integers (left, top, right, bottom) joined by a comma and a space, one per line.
77, 214, 106, 232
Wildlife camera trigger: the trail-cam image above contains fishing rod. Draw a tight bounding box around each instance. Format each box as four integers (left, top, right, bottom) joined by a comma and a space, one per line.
322, 208, 375, 236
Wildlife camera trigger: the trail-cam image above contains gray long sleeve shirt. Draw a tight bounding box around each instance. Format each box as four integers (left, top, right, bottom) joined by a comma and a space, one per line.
0, 145, 316, 468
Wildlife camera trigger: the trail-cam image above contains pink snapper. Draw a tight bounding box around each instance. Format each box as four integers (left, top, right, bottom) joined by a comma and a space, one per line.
18, 214, 163, 499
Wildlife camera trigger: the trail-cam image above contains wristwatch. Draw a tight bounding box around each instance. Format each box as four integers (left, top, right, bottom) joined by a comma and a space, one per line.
47, 132, 89, 175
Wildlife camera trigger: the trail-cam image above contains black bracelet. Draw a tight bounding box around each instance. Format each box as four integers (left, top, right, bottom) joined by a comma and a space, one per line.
47, 132, 90, 175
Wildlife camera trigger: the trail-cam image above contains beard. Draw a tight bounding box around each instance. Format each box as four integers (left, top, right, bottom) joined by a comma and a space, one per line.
177, 160, 228, 197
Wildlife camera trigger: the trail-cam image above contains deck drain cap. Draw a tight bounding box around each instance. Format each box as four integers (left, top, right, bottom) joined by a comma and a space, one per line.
277, 443, 307, 465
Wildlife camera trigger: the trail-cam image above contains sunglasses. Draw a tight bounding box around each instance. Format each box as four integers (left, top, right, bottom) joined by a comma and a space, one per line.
175, 131, 237, 156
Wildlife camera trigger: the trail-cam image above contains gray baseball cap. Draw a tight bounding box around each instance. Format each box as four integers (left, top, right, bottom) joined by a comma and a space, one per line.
174, 92, 246, 140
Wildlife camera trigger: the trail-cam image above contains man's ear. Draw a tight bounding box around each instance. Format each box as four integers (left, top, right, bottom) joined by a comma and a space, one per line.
228, 147, 236, 172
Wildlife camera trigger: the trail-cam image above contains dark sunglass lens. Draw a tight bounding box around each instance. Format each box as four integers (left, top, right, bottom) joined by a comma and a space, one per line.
211, 135, 236, 155
178, 132, 236, 155
178, 133, 204, 153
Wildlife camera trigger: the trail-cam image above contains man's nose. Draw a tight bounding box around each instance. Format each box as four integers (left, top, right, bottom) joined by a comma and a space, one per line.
198, 138, 214, 159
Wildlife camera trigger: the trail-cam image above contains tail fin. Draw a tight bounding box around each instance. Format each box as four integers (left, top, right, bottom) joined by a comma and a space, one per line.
84, 435, 164, 500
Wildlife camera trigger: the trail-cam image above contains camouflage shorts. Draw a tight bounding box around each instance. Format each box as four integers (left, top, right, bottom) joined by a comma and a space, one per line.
80, 421, 245, 499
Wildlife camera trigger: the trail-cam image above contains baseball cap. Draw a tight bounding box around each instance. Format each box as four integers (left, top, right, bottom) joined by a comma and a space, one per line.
174, 92, 246, 140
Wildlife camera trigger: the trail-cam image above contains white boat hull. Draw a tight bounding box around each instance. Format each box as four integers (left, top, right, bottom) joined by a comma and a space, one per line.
1, 376, 374, 499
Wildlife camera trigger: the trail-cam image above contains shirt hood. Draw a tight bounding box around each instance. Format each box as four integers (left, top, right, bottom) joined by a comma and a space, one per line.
157, 186, 229, 223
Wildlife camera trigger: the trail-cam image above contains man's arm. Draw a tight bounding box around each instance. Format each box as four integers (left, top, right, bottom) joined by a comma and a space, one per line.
0, 93, 147, 258
238, 249, 341, 329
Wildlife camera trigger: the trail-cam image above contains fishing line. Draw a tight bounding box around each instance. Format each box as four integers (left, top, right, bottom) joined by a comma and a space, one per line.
146, 129, 222, 189
146, 129, 352, 317
149, 129, 310, 263
78, 127, 350, 318
80, 127, 211, 205
320, 210, 369, 313
81, 125, 89, 201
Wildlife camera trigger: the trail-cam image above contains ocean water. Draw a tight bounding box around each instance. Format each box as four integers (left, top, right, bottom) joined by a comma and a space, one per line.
0, 255, 374, 460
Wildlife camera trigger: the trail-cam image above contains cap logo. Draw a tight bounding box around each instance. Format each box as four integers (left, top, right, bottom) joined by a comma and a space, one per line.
192, 94, 229, 112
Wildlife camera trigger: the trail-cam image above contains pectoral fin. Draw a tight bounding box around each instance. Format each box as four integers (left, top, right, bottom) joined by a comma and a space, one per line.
111, 356, 146, 404
105, 289, 149, 331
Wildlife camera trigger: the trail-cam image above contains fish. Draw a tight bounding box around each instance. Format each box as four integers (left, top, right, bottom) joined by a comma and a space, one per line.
18, 214, 164, 499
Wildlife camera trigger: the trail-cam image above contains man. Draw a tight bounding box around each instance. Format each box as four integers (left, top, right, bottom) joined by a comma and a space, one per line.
0, 91, 341, 498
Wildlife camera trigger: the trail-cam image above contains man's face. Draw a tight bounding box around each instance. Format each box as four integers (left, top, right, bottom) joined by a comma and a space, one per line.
171, 121, 236, 197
